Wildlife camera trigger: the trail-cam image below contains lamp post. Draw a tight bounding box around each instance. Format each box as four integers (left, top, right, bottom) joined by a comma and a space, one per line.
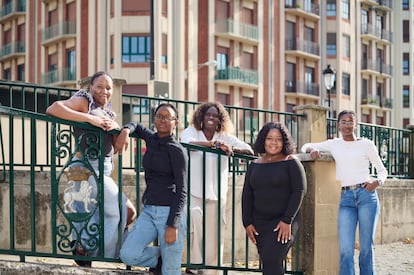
323, 64, 335, 118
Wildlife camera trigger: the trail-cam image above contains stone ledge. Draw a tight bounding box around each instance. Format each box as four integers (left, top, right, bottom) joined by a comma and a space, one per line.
0, 259, 146, 275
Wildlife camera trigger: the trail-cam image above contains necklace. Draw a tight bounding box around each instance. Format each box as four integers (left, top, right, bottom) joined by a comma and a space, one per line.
264, 154, 284, 162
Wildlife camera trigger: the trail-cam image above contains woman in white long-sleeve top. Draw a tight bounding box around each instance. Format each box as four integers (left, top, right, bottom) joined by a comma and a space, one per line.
301, 110, 388, 275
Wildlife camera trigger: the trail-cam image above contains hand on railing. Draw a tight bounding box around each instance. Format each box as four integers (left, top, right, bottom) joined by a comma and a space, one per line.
114, 128, 130, 154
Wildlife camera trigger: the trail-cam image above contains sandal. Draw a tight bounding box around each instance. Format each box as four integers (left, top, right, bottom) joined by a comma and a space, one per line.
70, 240, 92, 267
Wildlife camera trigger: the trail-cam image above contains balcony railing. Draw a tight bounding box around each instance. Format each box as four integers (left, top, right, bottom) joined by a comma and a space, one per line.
42, 21, 76, 43
361, 61, 393, 76
286, 80, 319, 97
0, 0, 26, 20
285, 39, 320, 56
285, 0, 320, 17
215, 19, 259, 41
215, 67, 258, 85
361, 95, 380, 106
361, 24, 393, 43
41, 68, 76, 84
377, 0, 392, 9
0, 40, 25, 60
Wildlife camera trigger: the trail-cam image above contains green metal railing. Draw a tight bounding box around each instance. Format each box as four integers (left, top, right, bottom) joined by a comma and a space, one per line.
0, 106, 303, 274
0, 79, 411, 179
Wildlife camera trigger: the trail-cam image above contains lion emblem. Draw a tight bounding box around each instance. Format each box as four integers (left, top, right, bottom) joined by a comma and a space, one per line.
63, 180, 97, 213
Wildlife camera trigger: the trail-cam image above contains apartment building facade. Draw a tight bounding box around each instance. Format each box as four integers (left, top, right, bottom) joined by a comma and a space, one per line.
0, 0, 408, 128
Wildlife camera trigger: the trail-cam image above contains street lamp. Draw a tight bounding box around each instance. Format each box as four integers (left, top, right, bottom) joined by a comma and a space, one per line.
323, 64, 335, 117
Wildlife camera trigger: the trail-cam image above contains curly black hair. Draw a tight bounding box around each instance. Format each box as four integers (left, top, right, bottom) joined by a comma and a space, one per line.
253, 122, 296, 155
191, 102, 234, 133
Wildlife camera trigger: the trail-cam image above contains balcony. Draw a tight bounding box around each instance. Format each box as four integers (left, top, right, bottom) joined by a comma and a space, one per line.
381, 97, 392, 109
0, 0, 26, 23
285, 80, 320, 98
285, 0, 320, 21
0, 40, 25, 61
361, 24, 393, 44
215, 19, 258, 45
376, 0, 392, 11
361, 59, 392, 78
285, 39, 320, 60
42, 21, 76, 46
41, 68, 76, 85
215, 67, 258, 88
361, 95, 392, 109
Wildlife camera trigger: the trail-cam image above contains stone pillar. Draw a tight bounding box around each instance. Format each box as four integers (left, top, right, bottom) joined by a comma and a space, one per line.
294, 104, 329, 146
294, 104, 340, 275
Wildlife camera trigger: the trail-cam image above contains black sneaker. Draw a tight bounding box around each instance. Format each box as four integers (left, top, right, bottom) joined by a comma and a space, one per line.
70, 240, 91, 268
149, 256, 162, 275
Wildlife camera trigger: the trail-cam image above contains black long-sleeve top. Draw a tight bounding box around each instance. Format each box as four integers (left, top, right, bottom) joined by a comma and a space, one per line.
242, 158, 307, 227
124, 122, 188, 228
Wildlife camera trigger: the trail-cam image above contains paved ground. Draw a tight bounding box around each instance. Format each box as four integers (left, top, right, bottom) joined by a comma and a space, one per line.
0, 241, 413, 274
354, 240, 414, 275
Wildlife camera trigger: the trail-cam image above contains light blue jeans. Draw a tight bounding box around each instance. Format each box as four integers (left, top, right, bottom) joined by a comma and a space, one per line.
119, 205, 186, 275
338, 187, 380, 275
70, 156, 127, 258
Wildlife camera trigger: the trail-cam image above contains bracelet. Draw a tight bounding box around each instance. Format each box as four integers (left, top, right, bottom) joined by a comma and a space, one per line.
210, 140, 216, 149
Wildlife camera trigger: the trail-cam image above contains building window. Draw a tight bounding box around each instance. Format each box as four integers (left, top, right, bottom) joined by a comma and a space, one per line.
327, 0, 336, 16
343, 34, 350, 58
305, 66, 315, 95
66, 49, 76, 80
286, 62, 296, 92
305, 26, 314, 42
376, 15, 383, 38
122, 0, 150, 14
402, 0, 409, 10
286, 21, 295, 50
361, 9, 368, 34
403, 53, 409, 75
403, 20, 409, 43
162, 0, 168, 16
403, 118, 410, 128
3, 68, 11, 80
216, 52, 228, 70
327, 33, 336, 56
17, 64, 25, 81
342, 73, 350, 95
217, 93, 229, 105
162, 34, 167, 65
361, 78, 368, 102
403, 86, 409, 108
122, 36, 151, 63
341, 0, 350, 20
242, 51, 254, 70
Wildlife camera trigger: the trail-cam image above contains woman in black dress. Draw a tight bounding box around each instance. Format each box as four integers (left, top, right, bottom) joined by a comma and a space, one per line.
242, 122, 307, 275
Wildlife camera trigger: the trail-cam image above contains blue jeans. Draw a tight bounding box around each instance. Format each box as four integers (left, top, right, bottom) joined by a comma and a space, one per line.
120, 205, 186, 275
338, 187, 380, 275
